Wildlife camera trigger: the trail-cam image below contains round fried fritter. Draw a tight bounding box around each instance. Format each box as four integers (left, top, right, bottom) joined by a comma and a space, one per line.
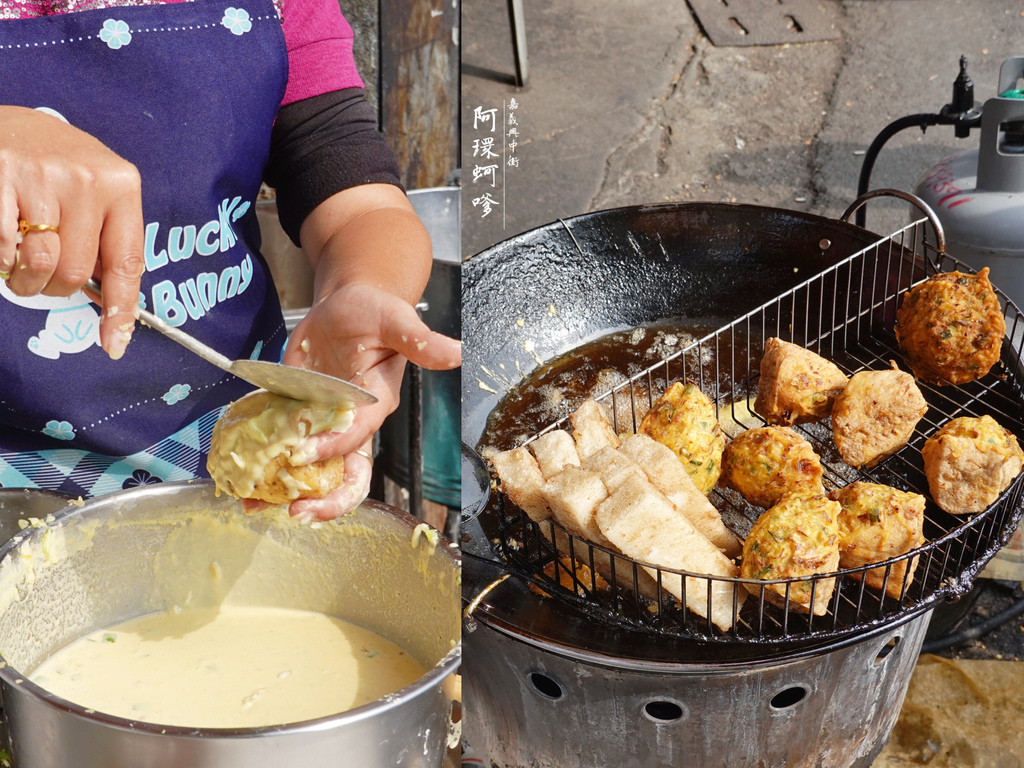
895, 268, 1005, 386
237, 453, 347, 505
922, 415, 1024, 515
831, 363, 927, 468
638, 380, 724, 493
829, 482, 925, 598
208, 389, 354, 504
719, 426, 823, 508
741, 493, 841, 615
754, 338, 849, 426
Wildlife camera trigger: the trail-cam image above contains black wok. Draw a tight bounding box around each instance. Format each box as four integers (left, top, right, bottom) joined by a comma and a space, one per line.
460, 201, 911, 665
462, 202, 889, 448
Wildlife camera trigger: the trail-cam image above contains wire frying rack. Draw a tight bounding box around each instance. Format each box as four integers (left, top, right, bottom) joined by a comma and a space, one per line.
493, 215, 1024, 644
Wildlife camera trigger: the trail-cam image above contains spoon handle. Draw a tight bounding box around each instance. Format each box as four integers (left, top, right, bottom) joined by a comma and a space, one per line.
84, 278, 234, 372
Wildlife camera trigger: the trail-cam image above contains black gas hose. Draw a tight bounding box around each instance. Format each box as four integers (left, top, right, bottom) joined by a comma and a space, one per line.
855, 55, 982, 230
920, 592, 1024, 655
855, 113, 943, 229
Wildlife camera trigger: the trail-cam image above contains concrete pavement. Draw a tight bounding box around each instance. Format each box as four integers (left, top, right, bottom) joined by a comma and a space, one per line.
462, 0, 1023, 257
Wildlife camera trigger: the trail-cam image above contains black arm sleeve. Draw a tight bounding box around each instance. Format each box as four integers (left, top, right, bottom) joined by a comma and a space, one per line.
264, 87, 404, 247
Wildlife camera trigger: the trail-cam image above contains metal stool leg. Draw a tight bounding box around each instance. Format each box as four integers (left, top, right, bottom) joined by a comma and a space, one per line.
507, 0, 529, 86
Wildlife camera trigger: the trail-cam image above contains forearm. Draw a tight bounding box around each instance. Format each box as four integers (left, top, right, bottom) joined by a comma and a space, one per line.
280, 181, 460, 520
299, 183, 432, 307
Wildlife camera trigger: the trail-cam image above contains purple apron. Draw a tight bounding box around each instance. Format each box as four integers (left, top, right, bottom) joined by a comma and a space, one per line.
0, 0, 288, 495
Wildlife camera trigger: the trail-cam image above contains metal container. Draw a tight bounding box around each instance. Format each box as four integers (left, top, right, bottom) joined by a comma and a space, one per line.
463, 526, 932, 768
0, 480, 461, 768
464, 578, 929, 768
913, 57, 1024, 309
0, 488, 74, 544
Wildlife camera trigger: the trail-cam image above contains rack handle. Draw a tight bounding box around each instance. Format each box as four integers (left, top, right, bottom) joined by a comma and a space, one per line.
841, 188, 947, 266
462, 571, 513, 632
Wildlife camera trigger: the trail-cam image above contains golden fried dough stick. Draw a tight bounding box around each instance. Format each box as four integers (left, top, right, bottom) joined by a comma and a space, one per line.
619, 433, 741, 558
543, 464, 662, 600
542, 466, 610, 544
491, 446, 550, 523
528, 429, 581, 479
582, 445, 647, 494
596, 474, 742, 631
570, 399, 621, 460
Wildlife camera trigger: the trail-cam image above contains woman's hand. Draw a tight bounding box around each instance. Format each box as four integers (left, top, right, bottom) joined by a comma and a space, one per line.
277, 183, 461, 521
0, 106, 144, 359
281, 283, 461, 520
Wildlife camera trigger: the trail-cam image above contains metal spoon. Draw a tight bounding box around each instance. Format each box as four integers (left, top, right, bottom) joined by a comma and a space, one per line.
84, 278, 378, 408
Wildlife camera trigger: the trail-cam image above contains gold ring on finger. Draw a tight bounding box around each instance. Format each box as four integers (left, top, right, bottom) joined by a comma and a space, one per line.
18, 220, 59, 236
353, 449, 374, 467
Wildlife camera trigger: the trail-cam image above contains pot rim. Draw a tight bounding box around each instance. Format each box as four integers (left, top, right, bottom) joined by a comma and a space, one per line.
0, 479, 462, 738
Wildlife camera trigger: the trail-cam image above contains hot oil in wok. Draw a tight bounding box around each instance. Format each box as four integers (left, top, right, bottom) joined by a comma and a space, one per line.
475, 319, 842, 545
479, 319, 731, 456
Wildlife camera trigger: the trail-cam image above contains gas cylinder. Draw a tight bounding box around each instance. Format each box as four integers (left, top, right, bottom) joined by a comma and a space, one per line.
913, 56, 1024, 308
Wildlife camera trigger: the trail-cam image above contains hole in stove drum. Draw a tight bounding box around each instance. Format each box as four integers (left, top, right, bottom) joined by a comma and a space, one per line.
875, 633, 903, 663
642, 700, 687, 724
528, 672, 564, 700
768, 684, 809, 711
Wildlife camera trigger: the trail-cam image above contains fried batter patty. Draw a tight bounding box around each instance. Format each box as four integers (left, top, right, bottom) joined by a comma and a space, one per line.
639, 380, 724, 493
831, 363, 927, 468
895, 268, 1005, 386
719, 426, 823, 508
922, 415, 1024, 515
754, 338, 849, 425
741, 493, 841, 615
830, 482, 925, 598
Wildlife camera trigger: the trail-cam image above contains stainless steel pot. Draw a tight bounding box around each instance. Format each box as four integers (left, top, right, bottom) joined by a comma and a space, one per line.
379, 187, 462, 509
0, 481, 461, 768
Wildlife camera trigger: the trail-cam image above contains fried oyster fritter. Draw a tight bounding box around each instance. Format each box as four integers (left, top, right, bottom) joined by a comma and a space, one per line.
638, 380, 724, 494
830, 482, 925, 599
895, 267, 1005, 386
754, 338, 849, 426
719, 426, 823, 508
831, 363, 928, 468
922, 415, 1024, 515
741, 493, 841, 615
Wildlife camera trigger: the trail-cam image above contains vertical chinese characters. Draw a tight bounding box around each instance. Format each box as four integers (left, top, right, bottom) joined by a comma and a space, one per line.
469, 99, 524, 223
471, 105, 500, 218
507, 98, 519, 168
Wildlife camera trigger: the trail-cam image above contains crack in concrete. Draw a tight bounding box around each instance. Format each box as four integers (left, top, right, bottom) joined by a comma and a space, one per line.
807, 4, 853, 211
662, 37, 710, 164
590, 31, 705, 209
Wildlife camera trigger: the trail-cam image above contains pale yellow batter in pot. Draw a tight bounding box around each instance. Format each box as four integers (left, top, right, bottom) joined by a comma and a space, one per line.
29, 604, 425, 728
